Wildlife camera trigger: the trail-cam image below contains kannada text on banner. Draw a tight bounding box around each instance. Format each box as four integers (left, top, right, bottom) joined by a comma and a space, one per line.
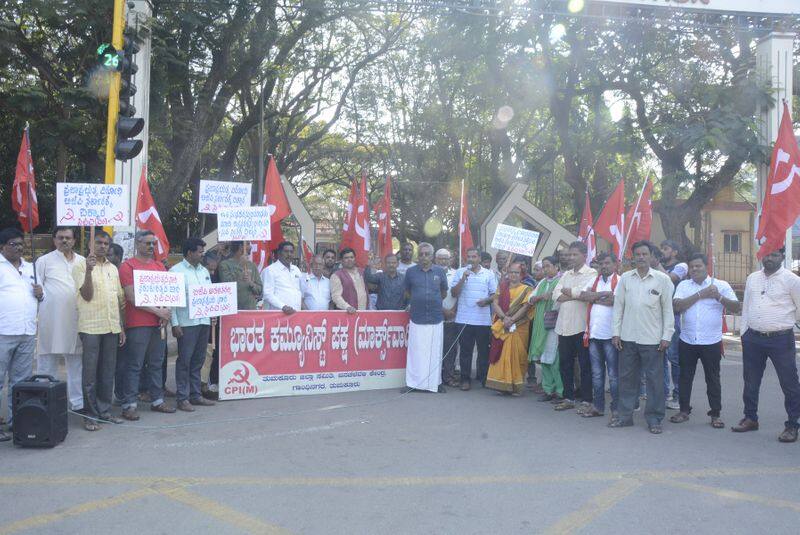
133, 270, 186, 307
217, 206, 271, 242
56, 183, 130, 227
490, 223, 541, 257
188, 282, 238, 319
219, 310, 409, 399
198, 180, 252, 214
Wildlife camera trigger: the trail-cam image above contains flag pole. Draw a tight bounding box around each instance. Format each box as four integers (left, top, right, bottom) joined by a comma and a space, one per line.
24, 123, 37, 284
620, 170, 651, 258
459, 179, 464, 269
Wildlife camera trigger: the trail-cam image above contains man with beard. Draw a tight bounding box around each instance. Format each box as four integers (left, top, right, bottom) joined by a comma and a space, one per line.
733, 247, 800, 443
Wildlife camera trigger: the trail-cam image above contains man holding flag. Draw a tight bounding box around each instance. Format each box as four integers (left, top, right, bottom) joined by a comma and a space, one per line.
733, 102, 800, 443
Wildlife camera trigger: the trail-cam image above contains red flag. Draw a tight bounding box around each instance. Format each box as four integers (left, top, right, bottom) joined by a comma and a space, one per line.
12, 127, 39, 232
374, 176, 393, 257
251, 156, 291, 271
624, 179, 654, 257
756, 102, 800, 259
594, 180, 625, 257
339, 174, 370, 268
578, 191, 596, 263
459, 180, 474, 260
353, 176, 372, 267
135, 166, 170, 262
302, 239, 314, 273
340, 178, 359, 253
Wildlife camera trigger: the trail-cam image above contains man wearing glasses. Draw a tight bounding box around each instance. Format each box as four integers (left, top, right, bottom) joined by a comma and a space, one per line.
0, 228, 43, 441
117, 230, 175, 420
35, 227, 84, 413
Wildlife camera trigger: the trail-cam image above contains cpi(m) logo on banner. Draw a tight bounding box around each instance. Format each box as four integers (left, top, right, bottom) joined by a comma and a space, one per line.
221, 361, 260, 398
219, 310, 410, 400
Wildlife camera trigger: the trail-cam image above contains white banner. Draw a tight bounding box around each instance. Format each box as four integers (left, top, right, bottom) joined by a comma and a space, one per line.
133, 271, 186, 308
188, 282, 238, 319
56, 183, 130, 227
491, 224, 541, 257
594, 0, 798, 15
217, 206, 271, 242
198, 180, 252, 214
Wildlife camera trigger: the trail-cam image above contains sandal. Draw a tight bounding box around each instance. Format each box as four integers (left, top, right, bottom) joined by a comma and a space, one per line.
649, 424, 663, 434
581, 408, 604, 418
83, 419, 101, 432
607, 419, 633, 428
710, 417, 725, 429
669, 412, 690, 424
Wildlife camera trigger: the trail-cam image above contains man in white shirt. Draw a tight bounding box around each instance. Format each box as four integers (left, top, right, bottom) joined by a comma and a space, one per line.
732, 247, 800, 443
0, 228, 43, 440
579, 252, 619, 419
301, 255, 331, 310
552, 241, 597, 412
261, 241, 302, 314
35, 227, 85, 411
397, 242, 416, 276
670, 253, 739, 428
436, 248, 459, 386
451, 247, 497, 389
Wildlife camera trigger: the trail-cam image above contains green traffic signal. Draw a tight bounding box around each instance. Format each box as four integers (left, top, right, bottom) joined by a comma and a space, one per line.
96, 43, 121, 71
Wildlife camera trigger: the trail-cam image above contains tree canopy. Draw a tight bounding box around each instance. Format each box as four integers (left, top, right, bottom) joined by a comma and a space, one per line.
1, 1, 797, 252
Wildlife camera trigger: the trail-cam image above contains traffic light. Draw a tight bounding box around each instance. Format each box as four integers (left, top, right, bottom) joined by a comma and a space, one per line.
115, 28, 144, 161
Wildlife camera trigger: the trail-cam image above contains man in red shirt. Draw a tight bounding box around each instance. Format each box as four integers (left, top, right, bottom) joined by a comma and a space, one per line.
118, 230, 175, 420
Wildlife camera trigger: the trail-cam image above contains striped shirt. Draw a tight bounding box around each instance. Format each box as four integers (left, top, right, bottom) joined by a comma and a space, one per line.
72, 258, 125, 335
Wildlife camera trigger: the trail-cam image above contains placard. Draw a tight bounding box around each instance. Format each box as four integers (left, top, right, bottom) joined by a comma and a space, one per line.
217, 206, 271, 242
490, 223, 541, 257
56, 183, 130, 227
133, 270, 186, 307
188, 282, 238, 319
219, 310, 409, 399
198, 180, 252, 214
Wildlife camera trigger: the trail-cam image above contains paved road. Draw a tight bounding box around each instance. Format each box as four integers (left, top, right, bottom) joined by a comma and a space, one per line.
1, 349, 799, 534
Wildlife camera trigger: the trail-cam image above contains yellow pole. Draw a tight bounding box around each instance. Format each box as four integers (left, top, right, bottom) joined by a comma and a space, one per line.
103, 0, 125, 235
104, 0, 125, 187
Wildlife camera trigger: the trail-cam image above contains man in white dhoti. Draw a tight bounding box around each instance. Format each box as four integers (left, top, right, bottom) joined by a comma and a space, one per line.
36, 227, 84, 411
403, 242, 448, 393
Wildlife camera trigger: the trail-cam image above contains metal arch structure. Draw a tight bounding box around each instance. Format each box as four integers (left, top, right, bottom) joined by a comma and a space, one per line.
480, 182, 577, 262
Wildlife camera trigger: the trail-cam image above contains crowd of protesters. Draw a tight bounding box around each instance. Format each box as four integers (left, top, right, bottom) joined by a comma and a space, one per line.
1, 226, 798, 444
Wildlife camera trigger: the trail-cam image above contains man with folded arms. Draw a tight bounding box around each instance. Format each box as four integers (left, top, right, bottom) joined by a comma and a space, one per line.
733, 247, 800, 443
670, 253, 739, 429
551, 241, 597, 412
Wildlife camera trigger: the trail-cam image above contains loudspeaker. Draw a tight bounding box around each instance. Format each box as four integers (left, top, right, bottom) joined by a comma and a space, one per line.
12, 374, 68, 447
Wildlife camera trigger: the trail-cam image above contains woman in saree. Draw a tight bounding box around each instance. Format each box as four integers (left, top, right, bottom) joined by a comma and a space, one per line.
486, 262, 535, 395
527, 256, 563, 402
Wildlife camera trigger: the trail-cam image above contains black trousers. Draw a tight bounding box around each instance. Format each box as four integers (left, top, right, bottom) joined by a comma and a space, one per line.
442, 322, 460, 382
458, 324, 491, 385
209, 320, 221, 386
558, 333, 592, 402
678, 340, 722, 417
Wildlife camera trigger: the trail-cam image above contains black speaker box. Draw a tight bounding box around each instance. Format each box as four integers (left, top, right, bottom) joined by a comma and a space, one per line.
12, 374, 68, 447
